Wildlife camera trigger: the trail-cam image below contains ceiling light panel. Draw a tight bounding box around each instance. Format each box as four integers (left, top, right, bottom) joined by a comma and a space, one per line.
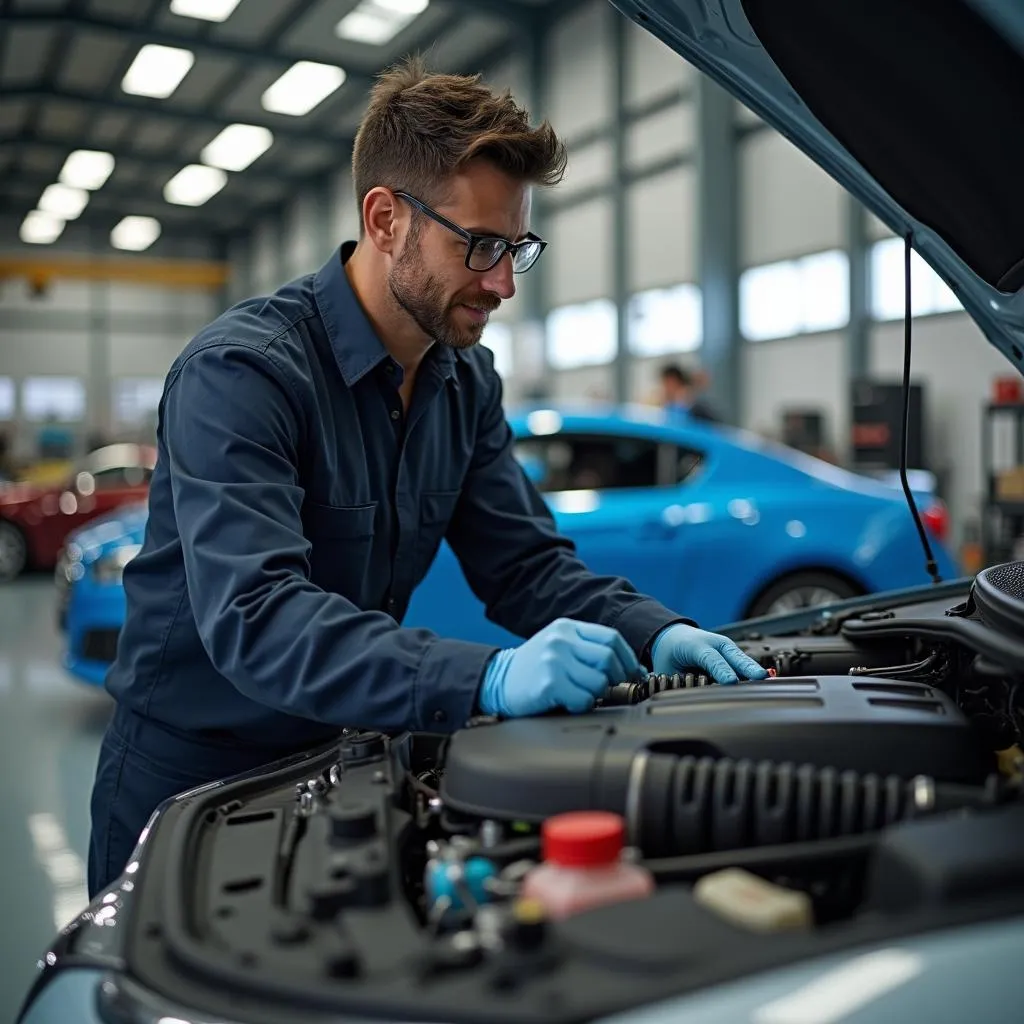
59, 150, 115, 190
336, 0, 429, 45
261, 61, 346, 116
122, 44, 195, 99
164, 164, 228, 206
111, 216, 162, 252
170, 0, 242, 21
201, 124, 274, 172
38, 184, 89, 220
20, 211, 65, 245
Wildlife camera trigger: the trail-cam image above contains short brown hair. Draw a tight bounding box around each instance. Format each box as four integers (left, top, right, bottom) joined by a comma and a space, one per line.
352, 56, 567, 219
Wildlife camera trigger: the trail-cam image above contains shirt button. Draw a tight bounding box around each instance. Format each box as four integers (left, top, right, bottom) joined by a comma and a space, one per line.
433, 710, 447, 723
390, 409, 400, 421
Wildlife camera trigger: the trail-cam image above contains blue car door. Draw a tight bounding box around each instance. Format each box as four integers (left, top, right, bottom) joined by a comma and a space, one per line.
403, 426, 706, 646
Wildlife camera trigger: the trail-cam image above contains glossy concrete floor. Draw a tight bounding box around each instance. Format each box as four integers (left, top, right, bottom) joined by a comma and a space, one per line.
0, 576, 113, 1023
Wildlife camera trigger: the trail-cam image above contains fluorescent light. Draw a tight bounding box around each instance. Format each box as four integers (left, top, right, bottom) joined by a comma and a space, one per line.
58, 149, 115, 190
201, 123, 274, 172
261, 61, 346, 116
20, 211, 65, 245
122, 44, 194, 99
38, 183, 89, 219
163, 164, 227, 206
170, 0, 242, 21
111, 216, 162, 252
336, 0, 429, 45
376, 0, 430, 13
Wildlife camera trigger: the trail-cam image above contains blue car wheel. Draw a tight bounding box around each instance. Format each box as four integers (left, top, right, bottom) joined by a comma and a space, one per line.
746, 570, 862, 618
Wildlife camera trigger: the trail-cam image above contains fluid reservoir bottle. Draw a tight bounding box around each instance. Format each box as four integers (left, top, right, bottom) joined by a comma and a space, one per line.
521, 811, 654, 919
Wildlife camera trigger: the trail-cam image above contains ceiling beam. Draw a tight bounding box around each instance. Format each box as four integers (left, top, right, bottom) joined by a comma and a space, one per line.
1, 11, 380, 83
0, 196, 251, 237
13, 0, 91, 183
158, 0, 327, 165
74, 0, 170, 188
438, 0, 544, 30
0, 131, 311, 187
542, 0, 593, 28
0, 253, 230, 290
1, 86, 353, 146
0, 178, 283, 226
0, 178, 264, 215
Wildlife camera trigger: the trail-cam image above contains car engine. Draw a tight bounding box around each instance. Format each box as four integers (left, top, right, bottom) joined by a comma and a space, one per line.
48, 563, 1024, 1024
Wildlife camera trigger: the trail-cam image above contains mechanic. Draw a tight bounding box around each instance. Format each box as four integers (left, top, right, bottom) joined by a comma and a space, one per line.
88, 59, 766, 897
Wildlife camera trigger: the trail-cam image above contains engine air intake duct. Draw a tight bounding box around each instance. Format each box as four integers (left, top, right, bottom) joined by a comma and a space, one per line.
603, 672, 713, 705
630, 754, 1001, 858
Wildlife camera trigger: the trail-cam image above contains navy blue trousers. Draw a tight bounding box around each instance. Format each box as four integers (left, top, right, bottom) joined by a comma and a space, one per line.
88, 704, 311, 898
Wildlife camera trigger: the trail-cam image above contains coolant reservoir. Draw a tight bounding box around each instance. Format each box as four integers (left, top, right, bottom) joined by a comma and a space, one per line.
521, 811, 654, 920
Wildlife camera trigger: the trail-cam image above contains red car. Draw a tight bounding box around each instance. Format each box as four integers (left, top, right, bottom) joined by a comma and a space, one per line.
0, 443, 156, 582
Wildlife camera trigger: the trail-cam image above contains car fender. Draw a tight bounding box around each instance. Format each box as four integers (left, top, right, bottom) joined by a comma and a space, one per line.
697, 498, 911, 617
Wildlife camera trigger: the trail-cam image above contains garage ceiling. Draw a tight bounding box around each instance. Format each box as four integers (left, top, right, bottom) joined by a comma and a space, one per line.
0, 0, 568, 249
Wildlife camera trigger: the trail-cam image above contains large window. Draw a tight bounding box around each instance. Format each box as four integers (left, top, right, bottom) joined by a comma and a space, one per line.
628, 284, 702, 356
481, 323, 513, 378
740, 250, 849, 341
546, 299, 617, 370
870, 237, 961, 321
23, 377, 86, 422
0, 377, 13, 420
113, 377, 164, 427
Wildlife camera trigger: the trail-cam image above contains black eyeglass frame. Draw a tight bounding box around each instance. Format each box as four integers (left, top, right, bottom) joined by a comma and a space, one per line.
393, 190, 547, 274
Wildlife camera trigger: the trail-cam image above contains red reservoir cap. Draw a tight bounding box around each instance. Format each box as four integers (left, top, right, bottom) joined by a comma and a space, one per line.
542, 811, 625, 867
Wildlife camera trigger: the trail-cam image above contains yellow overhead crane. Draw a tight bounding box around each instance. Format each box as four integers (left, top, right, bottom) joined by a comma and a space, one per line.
0, 254, 231, 291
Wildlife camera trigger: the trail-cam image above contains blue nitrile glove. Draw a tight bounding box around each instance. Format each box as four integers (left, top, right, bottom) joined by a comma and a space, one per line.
478, 618, 643, 717
651, 623, 768, 685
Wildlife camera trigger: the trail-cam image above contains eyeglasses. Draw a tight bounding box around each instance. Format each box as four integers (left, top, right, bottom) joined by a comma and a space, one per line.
393, 191, 547, 274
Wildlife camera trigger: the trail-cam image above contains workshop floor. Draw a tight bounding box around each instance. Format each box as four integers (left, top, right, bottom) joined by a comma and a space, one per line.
0, 576, 112, 1023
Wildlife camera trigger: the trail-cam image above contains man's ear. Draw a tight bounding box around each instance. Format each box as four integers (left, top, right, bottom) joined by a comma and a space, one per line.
362, 187, 401, 256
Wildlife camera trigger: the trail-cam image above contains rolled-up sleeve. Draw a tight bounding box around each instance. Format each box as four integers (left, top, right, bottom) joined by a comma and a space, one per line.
165, 339, 495, 732
446, 359, 691, 660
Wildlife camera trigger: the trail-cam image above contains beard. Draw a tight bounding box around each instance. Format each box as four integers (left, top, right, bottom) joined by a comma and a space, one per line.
388, 231, 499, 350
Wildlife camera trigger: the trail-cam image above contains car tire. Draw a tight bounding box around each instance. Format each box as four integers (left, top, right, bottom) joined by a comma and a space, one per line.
0, 520, 28, 582
746, 570, 861, 618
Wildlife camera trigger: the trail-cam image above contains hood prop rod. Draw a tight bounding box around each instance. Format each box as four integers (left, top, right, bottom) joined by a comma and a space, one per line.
900, 230, 941, 585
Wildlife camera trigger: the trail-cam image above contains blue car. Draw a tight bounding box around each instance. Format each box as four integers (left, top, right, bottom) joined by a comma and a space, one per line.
56, 405, 957, 684
55, 502, 147, 686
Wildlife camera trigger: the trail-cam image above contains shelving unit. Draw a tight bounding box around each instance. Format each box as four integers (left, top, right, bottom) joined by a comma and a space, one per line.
981, 402, 1024, 565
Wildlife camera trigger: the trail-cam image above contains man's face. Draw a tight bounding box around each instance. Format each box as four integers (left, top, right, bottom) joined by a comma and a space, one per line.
388, 161, 530, 350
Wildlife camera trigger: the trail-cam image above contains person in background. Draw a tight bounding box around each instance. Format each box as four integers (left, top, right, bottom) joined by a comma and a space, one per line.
659, 363, 721, 423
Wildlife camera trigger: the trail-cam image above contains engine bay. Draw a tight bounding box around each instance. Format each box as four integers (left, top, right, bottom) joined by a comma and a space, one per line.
85, 563, 1024, 1023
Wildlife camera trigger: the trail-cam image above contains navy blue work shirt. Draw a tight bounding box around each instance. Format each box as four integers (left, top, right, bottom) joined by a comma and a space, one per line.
107, 244, 684, 751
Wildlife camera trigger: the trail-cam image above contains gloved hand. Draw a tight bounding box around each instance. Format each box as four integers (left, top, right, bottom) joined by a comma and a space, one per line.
478, 618, 642, 718
651, 623, 767, 685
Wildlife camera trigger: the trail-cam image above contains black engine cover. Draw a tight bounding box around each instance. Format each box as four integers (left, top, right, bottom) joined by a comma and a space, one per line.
440, 676, 993, 822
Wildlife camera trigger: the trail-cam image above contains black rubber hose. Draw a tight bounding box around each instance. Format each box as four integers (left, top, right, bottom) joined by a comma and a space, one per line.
602, 672, 713, 705
632, 754, 1001, 857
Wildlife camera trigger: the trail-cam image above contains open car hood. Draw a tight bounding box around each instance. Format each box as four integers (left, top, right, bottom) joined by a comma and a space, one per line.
610, 0, 1024, 374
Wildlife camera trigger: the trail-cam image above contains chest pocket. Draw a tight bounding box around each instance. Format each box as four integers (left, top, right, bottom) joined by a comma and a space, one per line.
301, 500, 377, 598
414, 490, 461, 583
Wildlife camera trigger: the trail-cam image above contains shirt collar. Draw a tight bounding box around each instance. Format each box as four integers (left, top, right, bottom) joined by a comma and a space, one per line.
313, 242, 458, 387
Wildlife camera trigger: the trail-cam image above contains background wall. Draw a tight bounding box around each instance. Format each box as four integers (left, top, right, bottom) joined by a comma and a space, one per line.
1, 0, 1011, 554
0, 228, 217, 462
